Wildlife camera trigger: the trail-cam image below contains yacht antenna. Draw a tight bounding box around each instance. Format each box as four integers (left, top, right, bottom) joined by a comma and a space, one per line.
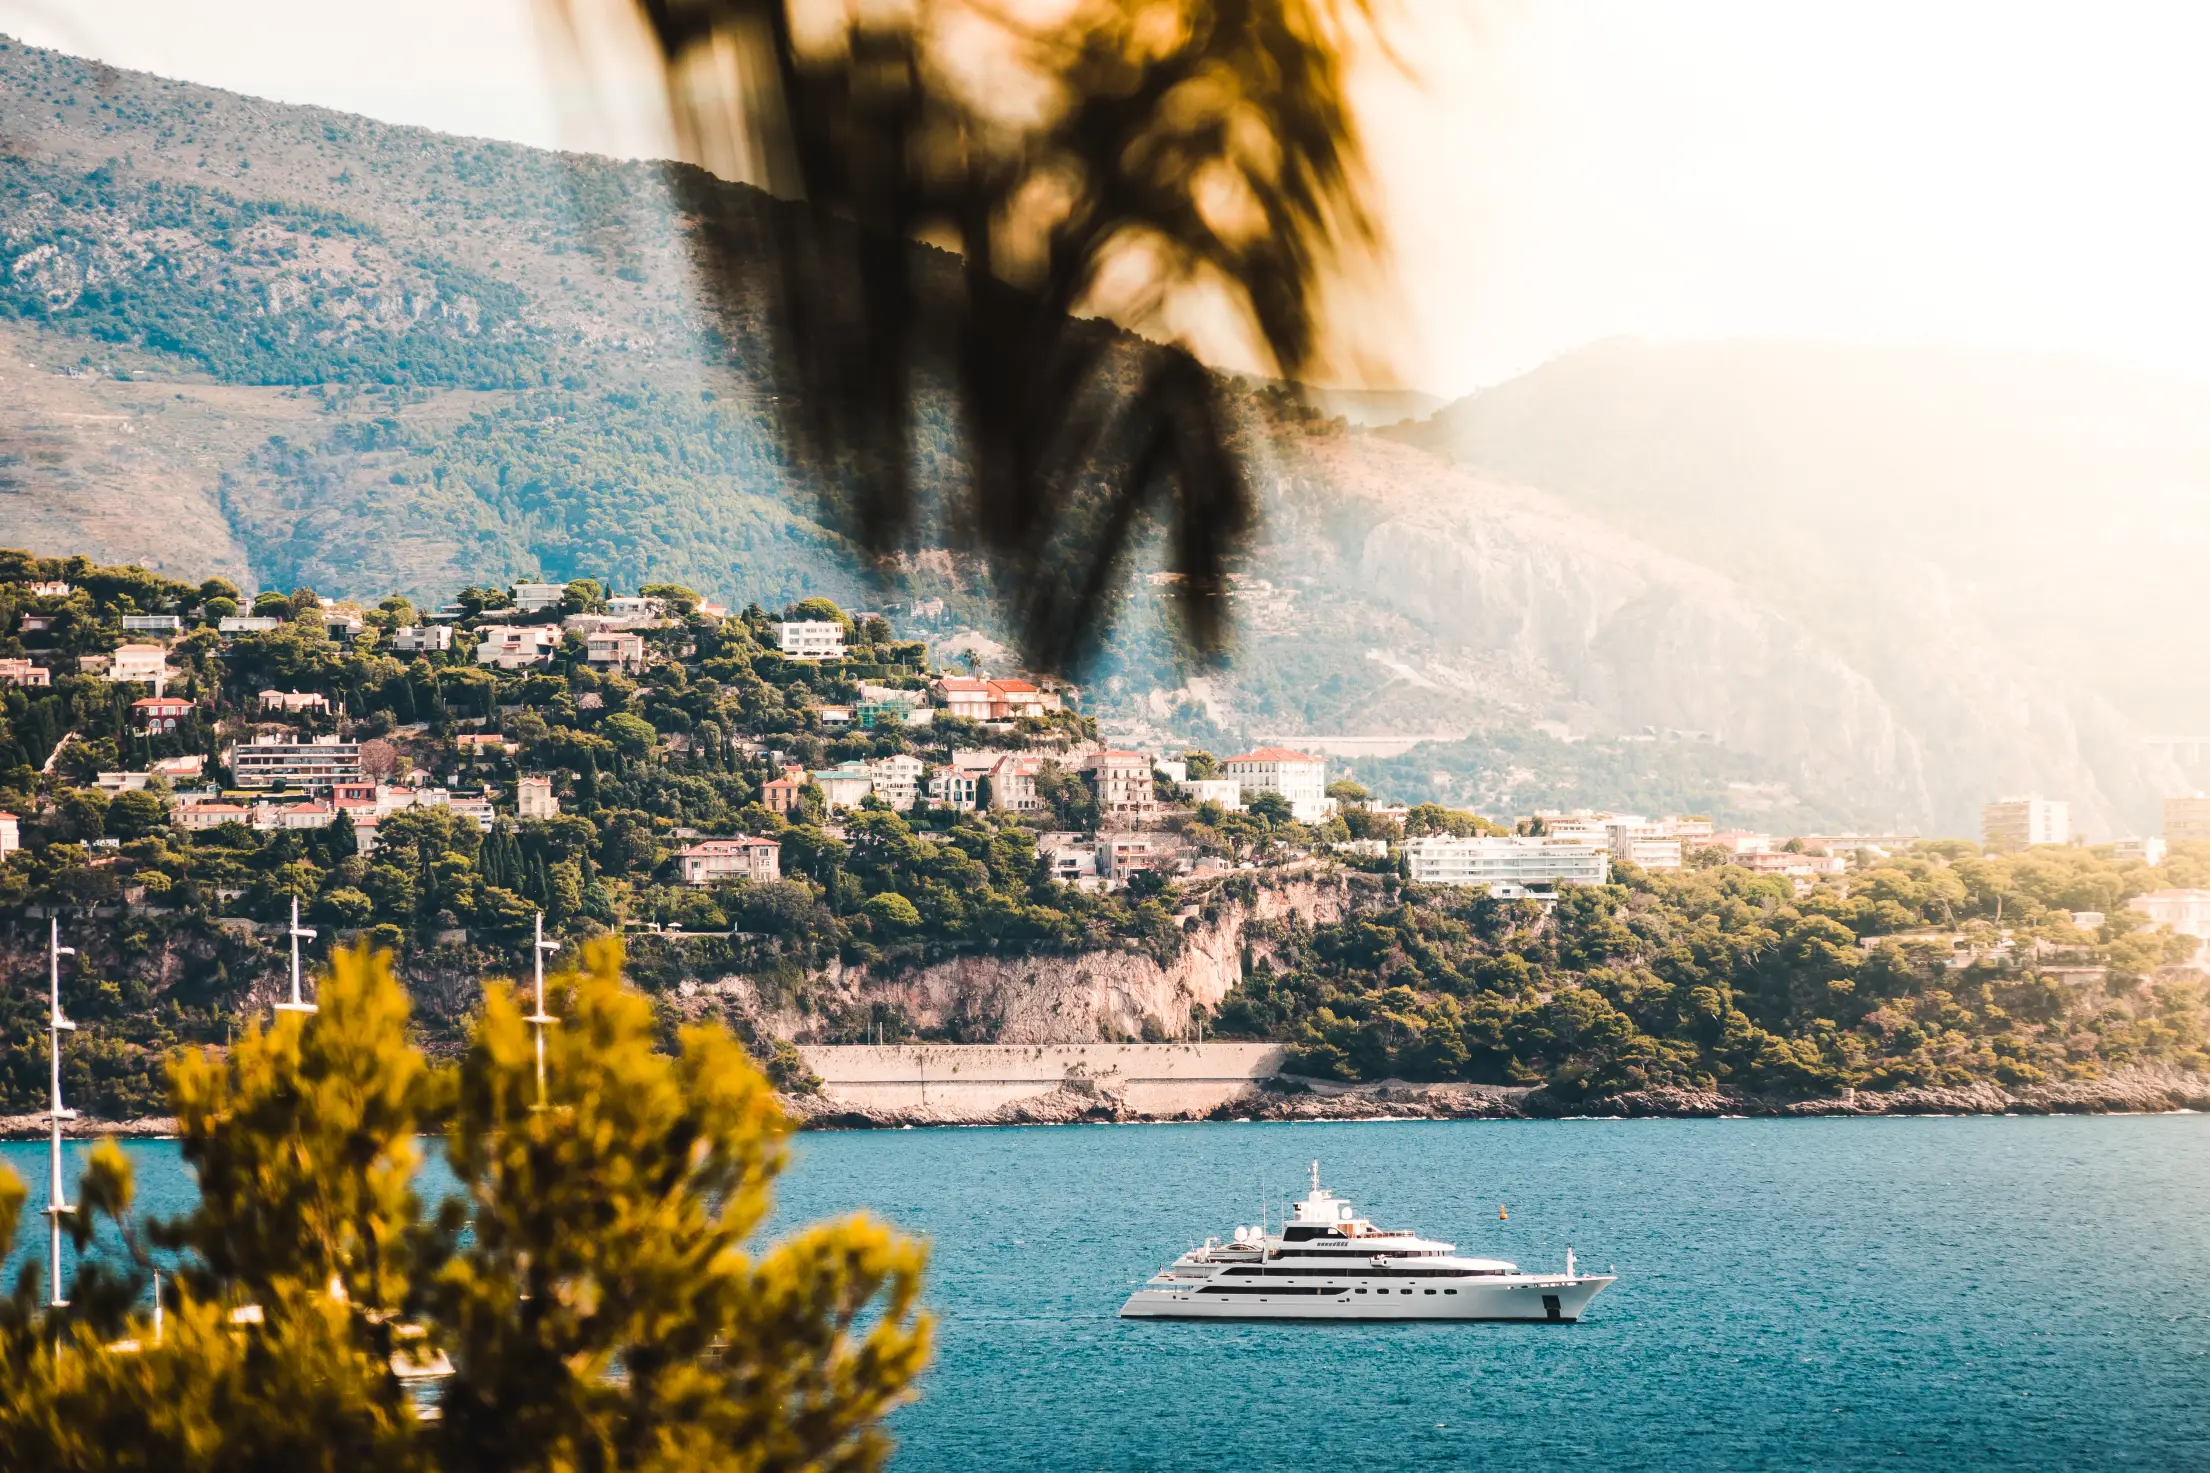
526, 912, 560, 1107
1310, 1159, 1320, 1195
275, 896, 317, 1016
45, 918, 76, 1310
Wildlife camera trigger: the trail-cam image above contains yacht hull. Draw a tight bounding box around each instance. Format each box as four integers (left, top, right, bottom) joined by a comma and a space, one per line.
1119, 1275, 1613, 1322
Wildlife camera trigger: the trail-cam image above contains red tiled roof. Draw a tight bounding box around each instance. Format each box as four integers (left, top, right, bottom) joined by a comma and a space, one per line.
987, 678, 1039, 694
132, 696, 192, 708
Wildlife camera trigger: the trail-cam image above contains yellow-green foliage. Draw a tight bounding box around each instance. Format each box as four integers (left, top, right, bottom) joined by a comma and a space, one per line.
0, 942, 931, 1471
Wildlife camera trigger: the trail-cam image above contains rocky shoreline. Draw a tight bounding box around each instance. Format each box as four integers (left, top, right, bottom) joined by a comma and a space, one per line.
9, 1068, 2209, 1140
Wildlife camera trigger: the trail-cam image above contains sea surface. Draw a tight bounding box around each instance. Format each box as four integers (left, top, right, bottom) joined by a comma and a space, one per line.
7, 1116, 2210, 1471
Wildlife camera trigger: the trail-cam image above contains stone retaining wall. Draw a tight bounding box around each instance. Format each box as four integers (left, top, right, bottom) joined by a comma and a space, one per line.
797, 1042, 1287, 1117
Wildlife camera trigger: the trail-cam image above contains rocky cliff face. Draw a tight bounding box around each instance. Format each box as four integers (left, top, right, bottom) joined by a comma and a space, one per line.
732, 877, 1350, 1045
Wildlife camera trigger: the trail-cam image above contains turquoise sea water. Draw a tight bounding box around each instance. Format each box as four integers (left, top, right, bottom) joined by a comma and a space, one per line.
7, 1116, 2210, 1470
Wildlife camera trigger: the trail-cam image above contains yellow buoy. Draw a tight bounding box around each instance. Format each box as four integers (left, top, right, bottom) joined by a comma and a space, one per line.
1498, 1205, 1508, 1220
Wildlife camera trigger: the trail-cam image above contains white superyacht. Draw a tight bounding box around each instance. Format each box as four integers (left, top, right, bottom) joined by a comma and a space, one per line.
1120, 1163, 1615, 1322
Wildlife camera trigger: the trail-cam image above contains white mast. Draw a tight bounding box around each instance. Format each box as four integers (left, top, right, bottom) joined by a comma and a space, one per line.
276, 895, 317, 1016
45, 918, 76, 1310
526, 912, 559, 1107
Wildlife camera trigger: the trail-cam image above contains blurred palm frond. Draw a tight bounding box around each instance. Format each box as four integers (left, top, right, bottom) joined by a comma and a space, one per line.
609, 0, 1378, 670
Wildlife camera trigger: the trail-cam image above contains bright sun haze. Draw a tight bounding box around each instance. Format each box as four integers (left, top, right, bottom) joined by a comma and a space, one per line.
8, 0, 2208, 394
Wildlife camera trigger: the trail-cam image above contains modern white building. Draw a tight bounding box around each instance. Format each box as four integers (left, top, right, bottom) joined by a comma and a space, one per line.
1404, 836, 1610, 896
926, 767, 979, 811
217, 615, 282, 635
390, 624, 454, 654
512, 582, 568, 613
476, 627, 563, 670
775, 620, 847, 660
1181, 778, 1243, 810
120, 614, 181, 634
1603, 819, 1683, 871
678, 836, 782, 886
585, 630, 648, 672
1982, 796, 2069, 848
110, 644, 174, 688
517, 775, 560, 821
1222, 747, 1332, 823
228, 735, 364, 790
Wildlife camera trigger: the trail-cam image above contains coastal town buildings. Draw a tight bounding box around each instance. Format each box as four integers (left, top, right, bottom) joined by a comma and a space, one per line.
927, 768, 979, 810
0, 658, 49, 687
987, 753, 1044, 813
260, 690, 331, 715
217, 615, 281, 635
677, 836, 783, 887
120, 614, 181, 635
0, 810, 17, 857
1982, 796, 2069, 848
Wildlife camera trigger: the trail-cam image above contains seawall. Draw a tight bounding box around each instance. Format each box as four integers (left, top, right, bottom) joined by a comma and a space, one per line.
794, 1041, 1288, 1123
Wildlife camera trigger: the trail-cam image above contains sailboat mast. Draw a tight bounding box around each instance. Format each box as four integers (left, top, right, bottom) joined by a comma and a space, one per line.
46, 918, 76, 1309
527, 912, 560, 1106
276, 895, 317, 1016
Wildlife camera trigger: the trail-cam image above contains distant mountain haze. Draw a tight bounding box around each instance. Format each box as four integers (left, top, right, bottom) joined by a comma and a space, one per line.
0, 37, 2192, 836
1387, 338, 2210, 836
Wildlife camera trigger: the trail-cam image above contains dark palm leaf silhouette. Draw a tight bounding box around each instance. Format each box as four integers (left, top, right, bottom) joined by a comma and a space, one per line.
607, 0, 1377, 672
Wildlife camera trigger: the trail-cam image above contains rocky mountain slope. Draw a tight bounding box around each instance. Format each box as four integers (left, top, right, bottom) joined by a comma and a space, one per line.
1389, 338, 2210, 835
0, 36, 2179, 834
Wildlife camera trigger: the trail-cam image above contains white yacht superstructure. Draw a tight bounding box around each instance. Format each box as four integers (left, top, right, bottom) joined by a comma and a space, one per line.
1120, 1163, 1615, 1322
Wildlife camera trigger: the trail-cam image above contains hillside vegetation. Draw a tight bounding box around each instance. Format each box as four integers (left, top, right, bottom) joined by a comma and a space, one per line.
4, 550, 2208, 1118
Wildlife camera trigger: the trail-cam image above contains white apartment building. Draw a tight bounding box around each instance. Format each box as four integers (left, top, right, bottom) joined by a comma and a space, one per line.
678, 836, 782, 886
110, 644, 173, 687
2112, 836, 2168, 866
1983, 796, 2069, 848
390, 624, 453, 654
987, 753, 1043, 813
2127, 888, 2210, 943
813, 764, 876, 810
476, 627, 562, 670
1222, 747, 1332, 823
775, 620, 847, 660
585, 630, 648, 672
120, 614, 181, 634
228, 735, 363, 790
517, 775, 560, 820
1404, 836, 1611, 895
1604, 819, 1683, 871
218, 615, 282, 635
512, 582, 567, 613
926, 768, 979, 811
0, 809, 18, 858
1085, 749, 1160, 821
1181, 778, 1243, 810
2164, 796, 2210, 845
866, 754, 926, 811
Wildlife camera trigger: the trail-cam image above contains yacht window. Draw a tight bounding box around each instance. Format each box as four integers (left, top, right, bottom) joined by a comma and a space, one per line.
1423, 1289, 1436, 1295
1355, 1288, 1367, 1294
1445, 1289, 1457, 1295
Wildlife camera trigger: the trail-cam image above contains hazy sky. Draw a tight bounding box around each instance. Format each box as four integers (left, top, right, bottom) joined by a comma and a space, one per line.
5, 0, 2209, 397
